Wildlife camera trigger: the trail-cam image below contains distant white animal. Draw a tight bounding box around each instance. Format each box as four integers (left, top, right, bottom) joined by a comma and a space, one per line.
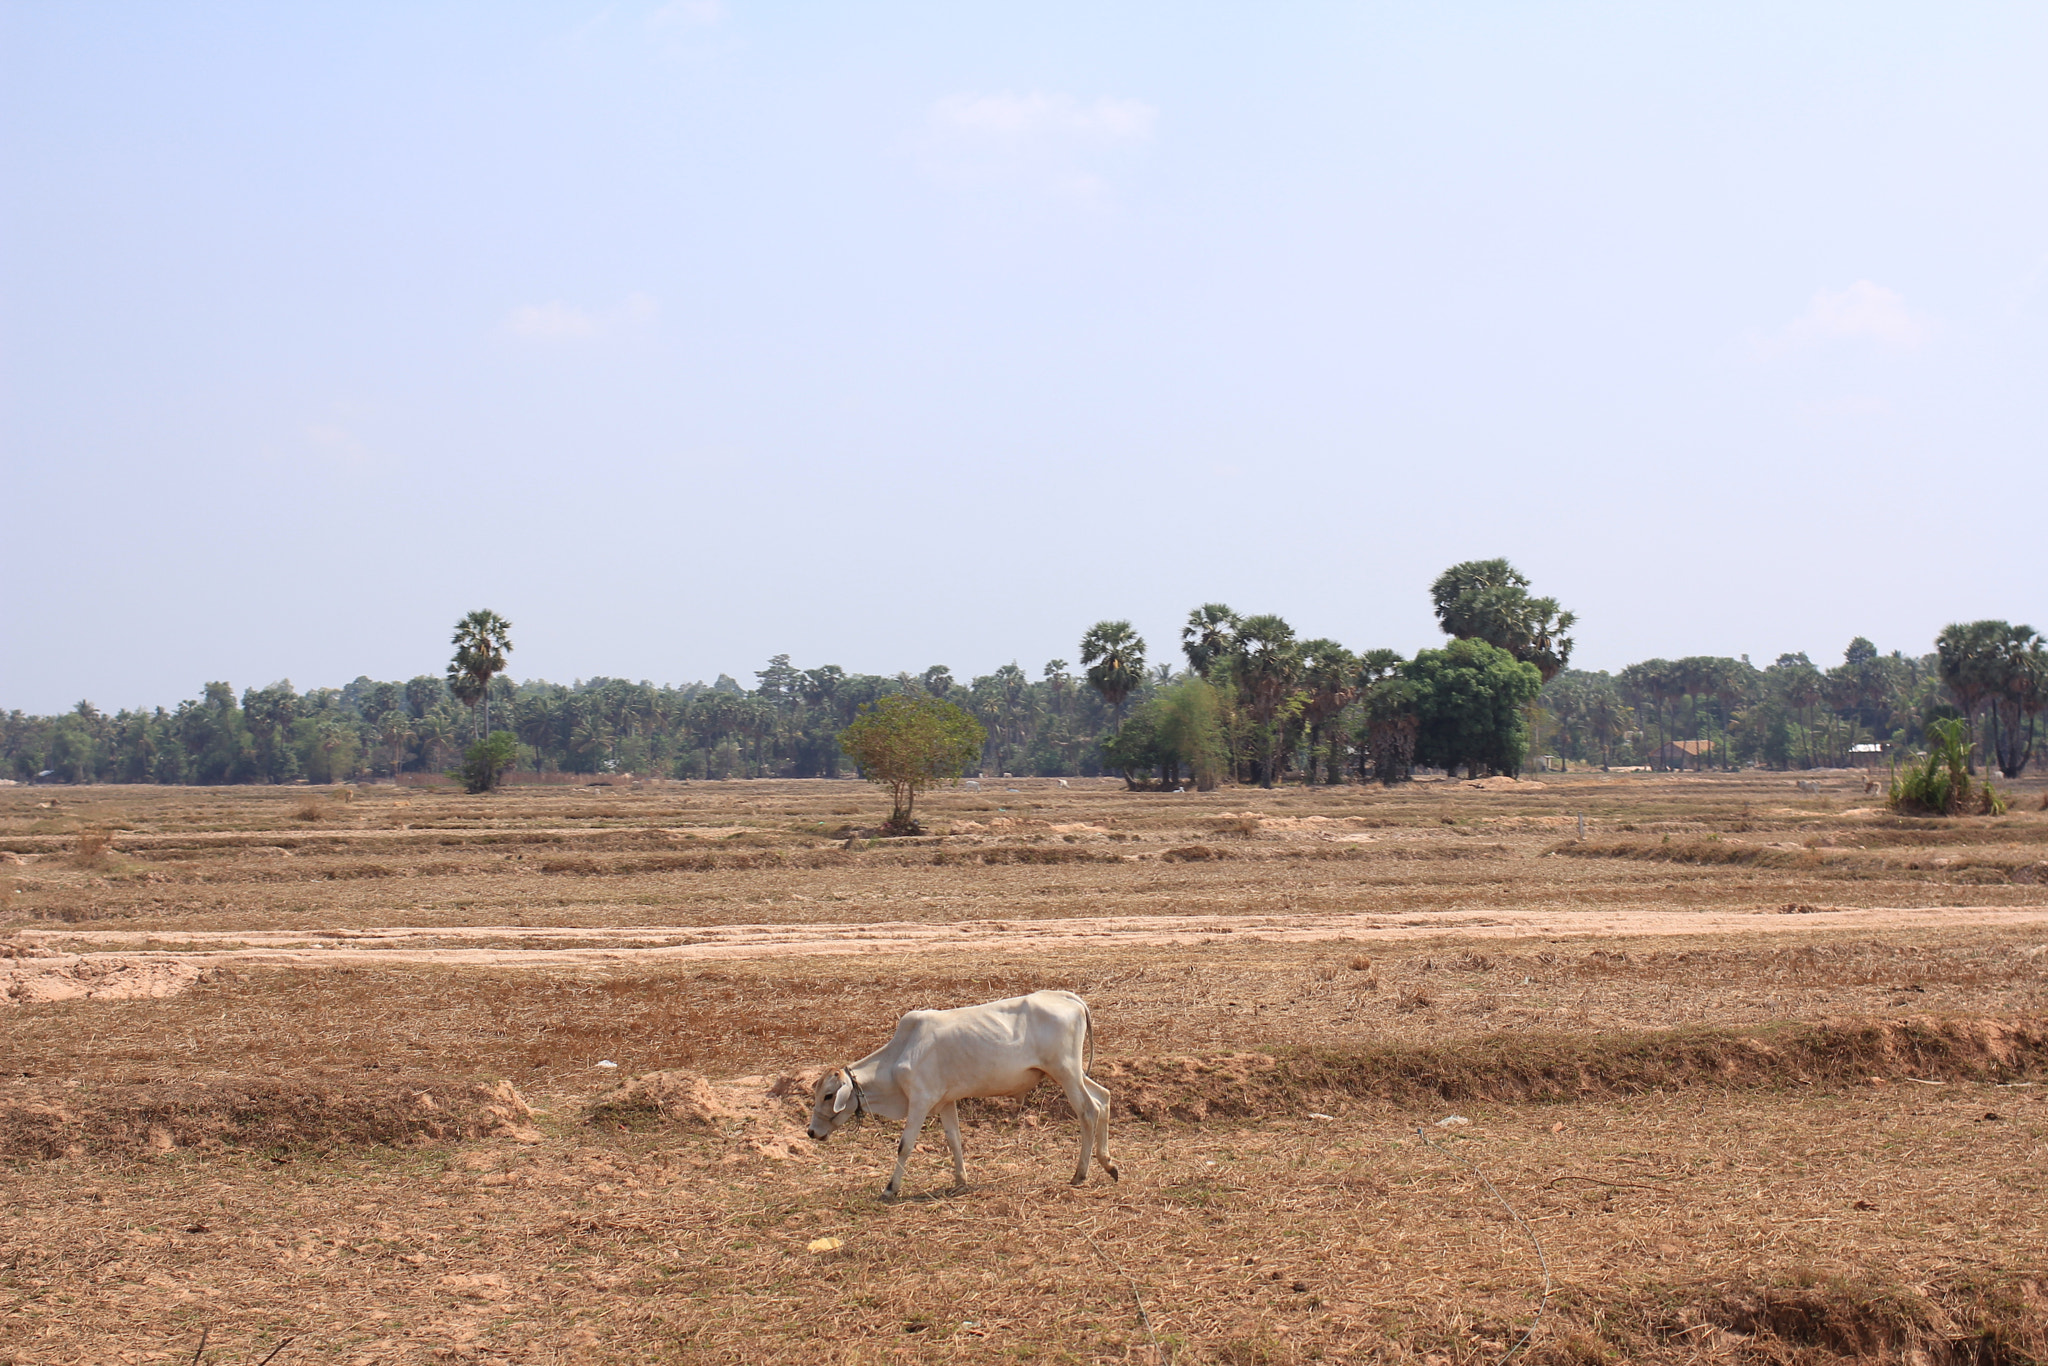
1057, 779, 1069, 788
807, 990, 1117, 1199
1796, 780, 1821, 794
962, 779, 980, 790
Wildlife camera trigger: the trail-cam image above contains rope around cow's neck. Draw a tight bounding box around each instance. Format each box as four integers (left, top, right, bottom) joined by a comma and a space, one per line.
839, 1064, 866, 1121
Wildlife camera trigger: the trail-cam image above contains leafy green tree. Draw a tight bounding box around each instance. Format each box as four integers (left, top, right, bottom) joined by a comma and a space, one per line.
447, 609, 514, 738
837, 694, 986, 834
1080, 620, 1147, 728
1405, 638, 1543, 778
1098, 704, 1164, 788
47, 713, 97, 784
1107, 678, 1228, 790
454, 731, 519, 794
1155, 678, 1227, 790
1430, 558, 1577, 681
1355, 650, 1416, 785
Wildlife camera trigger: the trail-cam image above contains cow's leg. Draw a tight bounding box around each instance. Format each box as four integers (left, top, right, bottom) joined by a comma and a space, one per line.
937, 1100, 967, 1188
1053, 1070, 1099, 1184
883, 1099, 933, 1199
1082, 1075, 1118, 1181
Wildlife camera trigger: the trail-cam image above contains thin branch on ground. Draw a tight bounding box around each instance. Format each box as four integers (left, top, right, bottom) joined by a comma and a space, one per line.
1417, 1127, 1552, 1366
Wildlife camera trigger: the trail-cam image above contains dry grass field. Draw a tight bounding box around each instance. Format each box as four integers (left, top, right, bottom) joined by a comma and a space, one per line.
3, 769, 2046, 1365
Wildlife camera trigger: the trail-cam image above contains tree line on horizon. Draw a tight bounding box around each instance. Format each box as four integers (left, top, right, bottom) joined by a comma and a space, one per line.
4, 564, 2041, 788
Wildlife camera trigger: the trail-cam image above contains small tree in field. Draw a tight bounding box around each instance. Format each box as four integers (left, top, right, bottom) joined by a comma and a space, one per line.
838, 694, 986, 835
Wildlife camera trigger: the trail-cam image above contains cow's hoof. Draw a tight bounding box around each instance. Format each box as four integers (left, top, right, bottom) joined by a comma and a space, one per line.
1105, 1163, 1120, 1182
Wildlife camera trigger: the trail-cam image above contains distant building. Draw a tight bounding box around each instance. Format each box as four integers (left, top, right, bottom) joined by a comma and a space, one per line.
1652, 739, 1716, 771
1848, 742, 1888, 768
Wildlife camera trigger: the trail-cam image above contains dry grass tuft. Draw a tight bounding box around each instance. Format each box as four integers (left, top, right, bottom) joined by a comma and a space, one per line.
68, 827, 114, 868
290, 796, 330, 822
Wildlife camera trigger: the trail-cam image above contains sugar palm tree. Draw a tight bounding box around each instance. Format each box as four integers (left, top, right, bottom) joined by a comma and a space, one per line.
1297, 639, 1357, 784
1080, 621, 1147, 730
1233, 614, 1300, 787
515, 696, 557, 776
376, 710, 413, 778
1181, 604, 1239, 679
447, 610, 514, 739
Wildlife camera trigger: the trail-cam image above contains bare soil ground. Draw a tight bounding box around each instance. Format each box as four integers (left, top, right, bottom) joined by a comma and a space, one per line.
2, 771, 2045, 1365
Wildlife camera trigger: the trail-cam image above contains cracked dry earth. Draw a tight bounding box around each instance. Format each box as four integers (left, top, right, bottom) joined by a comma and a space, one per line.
3, 772, 2047, 1364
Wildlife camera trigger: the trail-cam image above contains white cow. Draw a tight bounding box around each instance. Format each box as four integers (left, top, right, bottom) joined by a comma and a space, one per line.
807, 990, 1117, 1198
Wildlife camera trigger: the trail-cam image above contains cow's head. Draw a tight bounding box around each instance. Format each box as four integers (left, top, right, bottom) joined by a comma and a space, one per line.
806, 1069, 861, 1141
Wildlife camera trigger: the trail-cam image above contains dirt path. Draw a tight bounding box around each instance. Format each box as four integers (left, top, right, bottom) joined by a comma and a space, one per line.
13, 902, 2048, 989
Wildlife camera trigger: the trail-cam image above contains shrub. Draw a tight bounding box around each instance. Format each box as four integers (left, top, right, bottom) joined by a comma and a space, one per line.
1888, 718, 2006, 816
453, 731, 519, 795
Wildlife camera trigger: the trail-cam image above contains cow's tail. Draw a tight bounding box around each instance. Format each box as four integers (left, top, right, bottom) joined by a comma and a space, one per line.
1084, 1000, 1096, 1075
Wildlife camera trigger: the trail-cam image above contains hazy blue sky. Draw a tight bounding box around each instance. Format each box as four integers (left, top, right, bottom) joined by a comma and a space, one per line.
4, 3, 2044, 713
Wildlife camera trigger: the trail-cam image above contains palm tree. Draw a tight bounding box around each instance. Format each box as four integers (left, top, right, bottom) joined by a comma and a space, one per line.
415, 713, 456, 771
1938, 620, 2029, 774
1774, 657, 1824, 771
447, 610, 514, 739
515, 697, 556, 776
1985, 624, 2045, 778
376, 710, 413, 778
1233, 614, 1300, 787
1080, 621, 1147, 729
1297, 640, 1357, 784
1181, 604, 1239, 679
1584, 684, 1630, 769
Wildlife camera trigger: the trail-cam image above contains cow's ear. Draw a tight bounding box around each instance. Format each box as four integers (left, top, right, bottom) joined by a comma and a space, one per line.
832, 1075, 856, 1114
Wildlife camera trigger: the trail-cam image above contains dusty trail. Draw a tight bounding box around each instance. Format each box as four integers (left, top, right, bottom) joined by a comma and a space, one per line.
13, 902, 2047, 985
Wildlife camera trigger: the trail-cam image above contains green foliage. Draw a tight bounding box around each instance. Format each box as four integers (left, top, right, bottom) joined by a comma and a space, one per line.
1156, 679, 1227, 790
1356, 656, 1419, 785
1888, 718, 2006, 816
1405, 638, 1543, 778
1539, 669, 1637, 770
1180, 604, 1239, 679
1079, 620, 1147, 724
837, 694, 986, 833
448, 609, 514, 736
10, 573, 2034, 794
1102, 678, 1227, 789
1430, 558, 1576, 682
1098, 706, 1162, 786
452, 730, 519, 794
1936, 620, 2045, 778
